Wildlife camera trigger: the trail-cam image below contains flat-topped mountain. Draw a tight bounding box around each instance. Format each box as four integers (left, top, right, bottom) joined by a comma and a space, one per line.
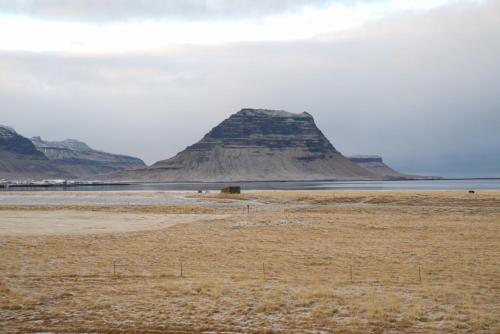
31, 136, 146, 178
347, 155, 410, 179
105, 108, 378, 182
0, 125, 70, 180
347, 155, 433, 180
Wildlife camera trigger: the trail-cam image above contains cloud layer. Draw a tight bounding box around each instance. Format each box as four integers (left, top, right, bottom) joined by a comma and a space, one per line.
1, 0, 499, 177
0, 0, 338, 21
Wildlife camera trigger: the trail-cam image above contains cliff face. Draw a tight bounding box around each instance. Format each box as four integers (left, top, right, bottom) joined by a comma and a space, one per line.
180, 109, 335, 154
0, 126, 45, 158
0, 126, 70, 180
31, 137, 146, 178
106, 109, 379, 182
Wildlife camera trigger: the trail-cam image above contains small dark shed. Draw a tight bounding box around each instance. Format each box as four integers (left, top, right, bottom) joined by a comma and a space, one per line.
221, 186, 241, 194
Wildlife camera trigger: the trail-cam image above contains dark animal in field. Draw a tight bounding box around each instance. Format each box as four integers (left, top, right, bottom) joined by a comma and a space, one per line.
469, 190, 475, 194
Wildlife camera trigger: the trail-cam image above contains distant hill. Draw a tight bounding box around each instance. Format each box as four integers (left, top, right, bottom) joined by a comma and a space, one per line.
346, 155, 425, 180
0, 125, 70, 180
103, 108, 380, 182
31, 136, 146, 178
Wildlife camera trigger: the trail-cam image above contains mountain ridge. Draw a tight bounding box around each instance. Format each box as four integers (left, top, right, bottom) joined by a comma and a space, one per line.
0, 125, 71, 180
31, 136, 146, 178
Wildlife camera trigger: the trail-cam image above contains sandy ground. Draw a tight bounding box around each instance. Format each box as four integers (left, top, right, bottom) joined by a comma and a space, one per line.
0, 211, 226, 235
0, 191, 204, 206
0, 190, 499, 333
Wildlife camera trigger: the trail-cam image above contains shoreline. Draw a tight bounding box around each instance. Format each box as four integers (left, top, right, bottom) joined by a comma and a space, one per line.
1, 179, 499, 193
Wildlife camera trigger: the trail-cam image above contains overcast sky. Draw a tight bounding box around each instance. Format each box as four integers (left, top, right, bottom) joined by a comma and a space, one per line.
1, 0, 499, 177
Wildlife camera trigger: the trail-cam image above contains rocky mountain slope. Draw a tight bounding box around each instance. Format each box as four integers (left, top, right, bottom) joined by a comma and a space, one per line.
31, 137, 145, 178
105, 109, 379, 182
0, 125, 70, 180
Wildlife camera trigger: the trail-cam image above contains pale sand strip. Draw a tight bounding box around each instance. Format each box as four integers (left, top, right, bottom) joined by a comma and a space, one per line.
0, 211, 226, 236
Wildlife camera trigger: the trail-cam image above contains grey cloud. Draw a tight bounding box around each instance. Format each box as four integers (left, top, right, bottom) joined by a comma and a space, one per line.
0, 0, 356, 22
1, 1, 499, 177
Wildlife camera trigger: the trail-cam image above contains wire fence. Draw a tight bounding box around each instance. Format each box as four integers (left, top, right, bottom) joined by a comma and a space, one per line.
5, 260, 448, 285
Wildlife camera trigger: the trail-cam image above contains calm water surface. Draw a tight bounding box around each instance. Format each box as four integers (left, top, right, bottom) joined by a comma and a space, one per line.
2, 179, 500, 192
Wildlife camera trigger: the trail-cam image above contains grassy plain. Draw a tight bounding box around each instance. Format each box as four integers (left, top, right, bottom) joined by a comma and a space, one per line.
0, 191, 499, 333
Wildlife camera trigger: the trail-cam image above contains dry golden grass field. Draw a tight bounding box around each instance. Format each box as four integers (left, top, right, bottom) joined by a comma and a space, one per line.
0, 191, 499, 333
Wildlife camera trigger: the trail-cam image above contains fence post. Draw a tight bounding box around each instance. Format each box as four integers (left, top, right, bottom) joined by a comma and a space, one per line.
113, 261, 116, 277
247, 204, 250, 215
180, 261, 183, 278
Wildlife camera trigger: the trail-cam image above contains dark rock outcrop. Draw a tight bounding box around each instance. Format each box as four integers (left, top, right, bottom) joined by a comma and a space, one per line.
31, 137, 146, 178
0, 125, 70, 180
105, 108, 379, 181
